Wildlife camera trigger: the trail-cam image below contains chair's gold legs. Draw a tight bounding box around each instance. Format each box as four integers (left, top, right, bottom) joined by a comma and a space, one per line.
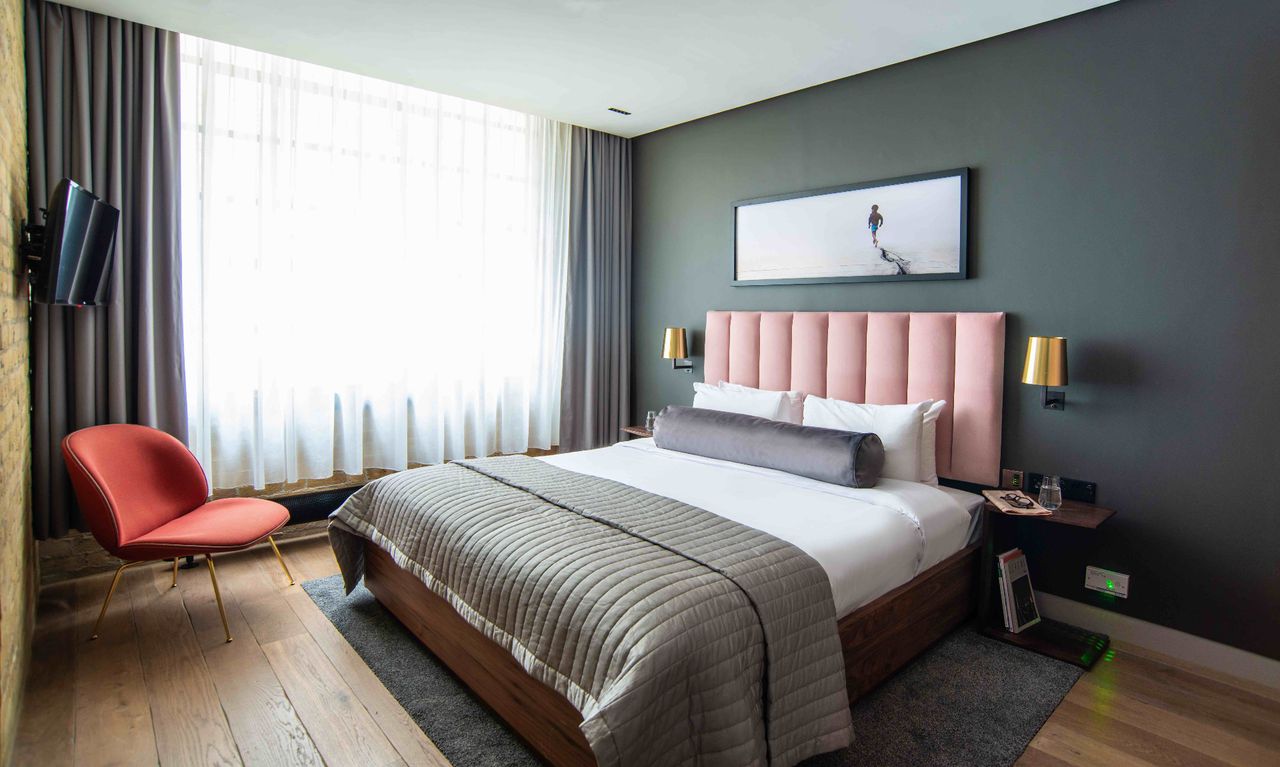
267, 535, 295, 586
90, 561, 145, 640
205, 554, 233, 643
172, 558, 179, 588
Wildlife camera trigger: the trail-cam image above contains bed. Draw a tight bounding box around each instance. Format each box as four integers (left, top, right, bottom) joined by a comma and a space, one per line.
331, 310, 1005, 767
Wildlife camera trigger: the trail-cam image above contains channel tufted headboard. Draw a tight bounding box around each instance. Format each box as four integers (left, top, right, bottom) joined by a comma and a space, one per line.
704, 311, 1005, 486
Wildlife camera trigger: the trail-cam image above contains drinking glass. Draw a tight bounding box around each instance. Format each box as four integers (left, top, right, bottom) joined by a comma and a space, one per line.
1038, 475, 1063, 511
645, 410, 658, 431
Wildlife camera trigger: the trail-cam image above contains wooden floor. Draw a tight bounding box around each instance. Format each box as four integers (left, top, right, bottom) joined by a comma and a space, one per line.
14, 535, 1280, 767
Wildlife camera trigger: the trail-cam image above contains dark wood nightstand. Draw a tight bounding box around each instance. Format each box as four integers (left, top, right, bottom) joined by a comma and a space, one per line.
619, 426, 652, 439
977, 498, 1116, 669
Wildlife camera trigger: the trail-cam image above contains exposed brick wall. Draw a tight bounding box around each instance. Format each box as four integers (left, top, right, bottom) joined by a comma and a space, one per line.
0, 0, 30, 761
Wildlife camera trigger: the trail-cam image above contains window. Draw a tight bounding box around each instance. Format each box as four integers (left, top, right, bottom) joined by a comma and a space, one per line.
181, 37, 571, 490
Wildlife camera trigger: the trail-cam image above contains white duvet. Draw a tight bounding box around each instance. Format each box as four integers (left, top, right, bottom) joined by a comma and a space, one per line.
542, 438, 978, 618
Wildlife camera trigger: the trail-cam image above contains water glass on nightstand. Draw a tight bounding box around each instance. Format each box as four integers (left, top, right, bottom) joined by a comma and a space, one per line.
1038, 475, 1063, 511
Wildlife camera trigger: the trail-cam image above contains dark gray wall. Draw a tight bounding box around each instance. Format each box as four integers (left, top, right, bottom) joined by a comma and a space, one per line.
632, 0, 1280, 658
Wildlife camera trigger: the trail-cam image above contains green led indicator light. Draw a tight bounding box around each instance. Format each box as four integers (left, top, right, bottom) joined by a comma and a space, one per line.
1106, 579, 1114, 590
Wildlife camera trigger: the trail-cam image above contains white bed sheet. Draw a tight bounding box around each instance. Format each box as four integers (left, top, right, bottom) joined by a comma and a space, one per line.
541, 438, 978, 618
937, 484, 986, 546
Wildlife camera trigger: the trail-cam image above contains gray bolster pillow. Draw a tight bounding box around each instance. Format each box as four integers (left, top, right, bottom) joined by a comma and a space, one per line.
652, 405, 884, 488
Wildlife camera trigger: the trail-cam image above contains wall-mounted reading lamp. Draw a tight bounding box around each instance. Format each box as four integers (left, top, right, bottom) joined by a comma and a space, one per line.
662, 327, 693, 372
1022, 336, 1068, 410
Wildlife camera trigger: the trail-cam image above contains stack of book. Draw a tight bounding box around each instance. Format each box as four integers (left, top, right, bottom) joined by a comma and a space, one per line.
997, 548, 1041, 633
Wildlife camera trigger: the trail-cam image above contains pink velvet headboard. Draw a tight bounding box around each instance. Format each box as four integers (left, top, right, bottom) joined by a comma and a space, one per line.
704, 311, 1005, 485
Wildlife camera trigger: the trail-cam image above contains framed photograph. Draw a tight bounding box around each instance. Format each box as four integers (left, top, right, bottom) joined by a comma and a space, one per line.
732, 168, 969, 286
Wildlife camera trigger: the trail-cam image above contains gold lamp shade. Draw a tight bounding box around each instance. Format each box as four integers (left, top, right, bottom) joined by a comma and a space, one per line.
662, 327, 688, 359
662, 327, 693, 371
1021, 336, 1068, 386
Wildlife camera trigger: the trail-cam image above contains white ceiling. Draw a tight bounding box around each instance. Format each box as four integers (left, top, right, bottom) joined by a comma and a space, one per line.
61, 0, 1115, 138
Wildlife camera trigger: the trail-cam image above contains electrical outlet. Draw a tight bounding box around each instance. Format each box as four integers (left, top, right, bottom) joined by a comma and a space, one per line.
1085, 566, 1129, 598
1001, 469, 1024, 490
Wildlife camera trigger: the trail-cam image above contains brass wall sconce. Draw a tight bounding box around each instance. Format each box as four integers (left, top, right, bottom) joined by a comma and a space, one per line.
1022, 336, 1068, 410
662, 327, 693, 372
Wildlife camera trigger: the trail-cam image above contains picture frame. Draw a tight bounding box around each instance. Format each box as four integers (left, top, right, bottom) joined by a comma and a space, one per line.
731, 167, 969, 286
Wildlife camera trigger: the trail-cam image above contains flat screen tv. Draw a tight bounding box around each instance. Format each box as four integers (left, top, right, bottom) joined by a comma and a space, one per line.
29, 178, 120, 305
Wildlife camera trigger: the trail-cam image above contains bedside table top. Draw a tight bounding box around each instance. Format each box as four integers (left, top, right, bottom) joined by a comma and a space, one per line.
984, 497, 1115, 529
620, 426, 653, 438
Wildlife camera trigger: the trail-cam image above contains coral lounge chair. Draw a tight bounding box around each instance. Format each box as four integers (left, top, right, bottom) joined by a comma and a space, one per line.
62, 424, 294, 643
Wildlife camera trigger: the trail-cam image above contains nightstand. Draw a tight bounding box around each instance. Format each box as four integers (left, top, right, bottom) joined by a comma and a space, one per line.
977, 498, 1116, 669
619, 426, 652, 439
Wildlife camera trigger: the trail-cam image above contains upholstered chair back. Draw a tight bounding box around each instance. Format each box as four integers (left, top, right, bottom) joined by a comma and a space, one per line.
62, 424, 210, 553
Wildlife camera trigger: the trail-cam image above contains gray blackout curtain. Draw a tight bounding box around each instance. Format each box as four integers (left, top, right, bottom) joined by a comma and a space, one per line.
559, 127, 631, 452
26, 0, 186, 538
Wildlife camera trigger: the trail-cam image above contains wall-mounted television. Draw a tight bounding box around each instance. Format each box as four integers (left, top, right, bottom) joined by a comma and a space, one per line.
22, 178, 120, 306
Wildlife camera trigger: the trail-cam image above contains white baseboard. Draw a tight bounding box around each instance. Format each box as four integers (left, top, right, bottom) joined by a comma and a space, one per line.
1035, 591, 1280, 696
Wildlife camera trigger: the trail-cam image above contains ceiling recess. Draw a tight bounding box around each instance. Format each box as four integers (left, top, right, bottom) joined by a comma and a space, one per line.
58, 0, 1118, 137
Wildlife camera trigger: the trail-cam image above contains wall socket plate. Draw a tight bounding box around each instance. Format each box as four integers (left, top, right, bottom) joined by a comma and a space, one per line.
1001, 469, 1025, 490
1085, 566, 1129, 598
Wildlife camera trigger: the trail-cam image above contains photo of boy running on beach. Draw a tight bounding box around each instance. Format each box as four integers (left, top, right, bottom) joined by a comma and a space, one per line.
733, 170, 964, 283
868, 204, 884, 247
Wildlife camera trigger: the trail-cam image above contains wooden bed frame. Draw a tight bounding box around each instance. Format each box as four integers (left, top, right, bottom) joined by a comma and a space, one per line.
360, 310, 1001, 764
363, 538, 979, 767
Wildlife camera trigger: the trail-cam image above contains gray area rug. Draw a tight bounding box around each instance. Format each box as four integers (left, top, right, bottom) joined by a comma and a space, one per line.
304, 575, 1081, 766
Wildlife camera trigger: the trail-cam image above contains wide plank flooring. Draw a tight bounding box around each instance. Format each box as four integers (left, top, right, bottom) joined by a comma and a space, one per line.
14, 535, 1280, 766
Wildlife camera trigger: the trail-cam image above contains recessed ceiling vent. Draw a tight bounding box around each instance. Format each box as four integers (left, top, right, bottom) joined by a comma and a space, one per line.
607, 107, 631, 115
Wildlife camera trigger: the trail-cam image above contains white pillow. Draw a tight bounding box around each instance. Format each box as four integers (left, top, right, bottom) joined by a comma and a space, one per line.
692, 381, 805, 423
803, 396, 940, 482
920, 400, 947, 485
718, 382, 806, 424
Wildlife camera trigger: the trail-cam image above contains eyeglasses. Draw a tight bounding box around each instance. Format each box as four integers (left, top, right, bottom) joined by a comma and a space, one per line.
1000, 493, 1035, 509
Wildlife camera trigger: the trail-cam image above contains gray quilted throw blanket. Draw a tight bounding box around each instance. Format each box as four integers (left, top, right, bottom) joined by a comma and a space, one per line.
329, 455, 853, 767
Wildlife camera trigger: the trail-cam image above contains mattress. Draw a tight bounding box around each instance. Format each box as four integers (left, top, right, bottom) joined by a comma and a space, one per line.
542, 438, 979, 618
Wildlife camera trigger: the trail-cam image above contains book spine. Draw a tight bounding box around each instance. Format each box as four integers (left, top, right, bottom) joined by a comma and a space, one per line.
998, 557, 1014, 631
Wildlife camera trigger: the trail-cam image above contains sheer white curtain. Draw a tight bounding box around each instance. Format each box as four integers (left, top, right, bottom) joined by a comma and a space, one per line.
180, 36, 571, 490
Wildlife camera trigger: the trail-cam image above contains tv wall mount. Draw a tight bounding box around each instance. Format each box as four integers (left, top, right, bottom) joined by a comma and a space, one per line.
19, 211, 48, 277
